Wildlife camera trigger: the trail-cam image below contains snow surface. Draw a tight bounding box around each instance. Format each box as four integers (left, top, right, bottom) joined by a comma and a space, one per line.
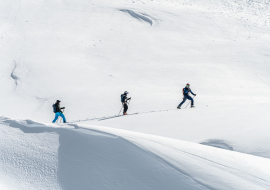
1, 0, 270, 189
1, 118, 270, 190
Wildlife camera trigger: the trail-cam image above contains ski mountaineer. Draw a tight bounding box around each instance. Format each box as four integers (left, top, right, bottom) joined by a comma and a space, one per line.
52, 100, 67, 123
121, 91, 131, 115
177, 83, 196, 109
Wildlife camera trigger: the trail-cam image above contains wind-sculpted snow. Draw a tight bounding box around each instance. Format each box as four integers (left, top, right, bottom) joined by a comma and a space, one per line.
11, 61, 19, 86
2, 117, 270, 189
119, 9, 155, 26
200, 139, 234, 151
0, 117, 206, 190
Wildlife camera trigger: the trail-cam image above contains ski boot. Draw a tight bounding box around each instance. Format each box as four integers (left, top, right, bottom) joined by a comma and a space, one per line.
191, 105, 195, 108
177, 106, 181, 109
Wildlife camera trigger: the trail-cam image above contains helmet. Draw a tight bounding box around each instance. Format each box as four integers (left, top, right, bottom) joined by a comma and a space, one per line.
186, 83, 190, 86
124, 91, 129, 94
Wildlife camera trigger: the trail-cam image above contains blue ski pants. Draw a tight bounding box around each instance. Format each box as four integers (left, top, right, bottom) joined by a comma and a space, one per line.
52, 112, 66, 123
178, 95, 194, 107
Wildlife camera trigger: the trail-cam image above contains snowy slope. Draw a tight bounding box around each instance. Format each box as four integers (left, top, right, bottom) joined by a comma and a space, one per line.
1, 117, 270, 190
1, 0, 270, 189
1, 0, 270, 121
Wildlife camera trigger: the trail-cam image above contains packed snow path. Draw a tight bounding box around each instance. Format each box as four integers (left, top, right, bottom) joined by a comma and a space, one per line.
1, 117, 270, 190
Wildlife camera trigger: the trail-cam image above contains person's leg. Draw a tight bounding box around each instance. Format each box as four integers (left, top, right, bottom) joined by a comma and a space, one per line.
178, 97, 187, 108
52, 112, 60, 123
123, 103, 128, 114
186, 96, 194, 106
59, 113, 66, 122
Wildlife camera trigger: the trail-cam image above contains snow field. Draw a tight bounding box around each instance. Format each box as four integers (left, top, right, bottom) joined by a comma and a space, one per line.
0, 0, 270, 189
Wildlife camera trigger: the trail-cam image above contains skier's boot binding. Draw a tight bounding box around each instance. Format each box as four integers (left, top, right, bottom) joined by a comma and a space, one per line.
123, 113, 127, 115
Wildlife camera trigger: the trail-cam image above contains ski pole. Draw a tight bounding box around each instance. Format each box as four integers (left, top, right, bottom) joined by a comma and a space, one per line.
61, 109, 65, 123
185, 95, 195, 108
118, 105, 123, 116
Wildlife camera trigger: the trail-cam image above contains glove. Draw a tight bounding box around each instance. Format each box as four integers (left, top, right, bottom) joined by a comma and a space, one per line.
128, 98, 131, 100
194, 94, 196, 96
62, 107, 65, 109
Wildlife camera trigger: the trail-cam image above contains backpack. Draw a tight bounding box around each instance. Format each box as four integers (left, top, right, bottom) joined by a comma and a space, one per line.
52, 104, 57, 113
121, 94, 124, 102
183, 87, 189, 95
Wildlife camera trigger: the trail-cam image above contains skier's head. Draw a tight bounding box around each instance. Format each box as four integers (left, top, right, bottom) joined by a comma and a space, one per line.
186, 83, 190, 88
56, 100, 61, 104
124, 91, 129, 95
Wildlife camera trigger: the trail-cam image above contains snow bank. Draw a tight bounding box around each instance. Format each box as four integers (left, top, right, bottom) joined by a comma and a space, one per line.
1, 117, 270, 189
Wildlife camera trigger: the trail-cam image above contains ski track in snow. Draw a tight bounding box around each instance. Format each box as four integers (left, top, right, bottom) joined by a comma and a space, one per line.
71, 108, 177, 122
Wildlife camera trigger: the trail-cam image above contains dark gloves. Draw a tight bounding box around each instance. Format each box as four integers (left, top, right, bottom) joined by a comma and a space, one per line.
194, 94, 196, 96
61, 107, 65, 109
128, 98, 131, 100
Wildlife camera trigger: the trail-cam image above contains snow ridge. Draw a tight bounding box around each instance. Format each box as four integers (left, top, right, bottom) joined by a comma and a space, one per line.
1, 117, 270, 190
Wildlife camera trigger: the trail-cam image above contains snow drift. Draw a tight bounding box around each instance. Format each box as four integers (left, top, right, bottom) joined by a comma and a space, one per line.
1, 117, 270, 190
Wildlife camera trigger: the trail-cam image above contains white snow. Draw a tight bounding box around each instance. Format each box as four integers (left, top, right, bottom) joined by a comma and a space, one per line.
0, 0, 270, 189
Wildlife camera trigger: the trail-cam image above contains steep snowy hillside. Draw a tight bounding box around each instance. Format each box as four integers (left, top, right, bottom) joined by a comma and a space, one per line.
1, 0, 270, 189
1, 118, 270, 190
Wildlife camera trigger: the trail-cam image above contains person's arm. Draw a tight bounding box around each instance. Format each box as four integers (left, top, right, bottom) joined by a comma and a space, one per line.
190, 89, 196, 96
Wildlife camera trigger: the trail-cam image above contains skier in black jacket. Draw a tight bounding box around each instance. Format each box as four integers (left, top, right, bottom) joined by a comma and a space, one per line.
121, 91, 131, 115
52, 100, 66, 123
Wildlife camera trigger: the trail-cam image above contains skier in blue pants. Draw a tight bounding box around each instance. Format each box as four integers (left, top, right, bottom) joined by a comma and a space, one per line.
177, 83, 196, 109
52, 100, 66, 123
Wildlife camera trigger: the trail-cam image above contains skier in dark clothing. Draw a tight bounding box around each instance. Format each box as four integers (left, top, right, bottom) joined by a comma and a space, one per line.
177, 83, 196, 109
121, 91, 131, 115
52, 100, 66, 123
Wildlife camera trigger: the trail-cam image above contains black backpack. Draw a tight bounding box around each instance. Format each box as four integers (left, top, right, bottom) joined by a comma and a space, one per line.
52, 104, 57, 113
121, 94, 125, 102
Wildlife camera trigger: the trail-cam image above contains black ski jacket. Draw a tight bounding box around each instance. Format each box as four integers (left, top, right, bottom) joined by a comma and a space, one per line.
55, 103, 64, 113
121, 94, 130, 103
